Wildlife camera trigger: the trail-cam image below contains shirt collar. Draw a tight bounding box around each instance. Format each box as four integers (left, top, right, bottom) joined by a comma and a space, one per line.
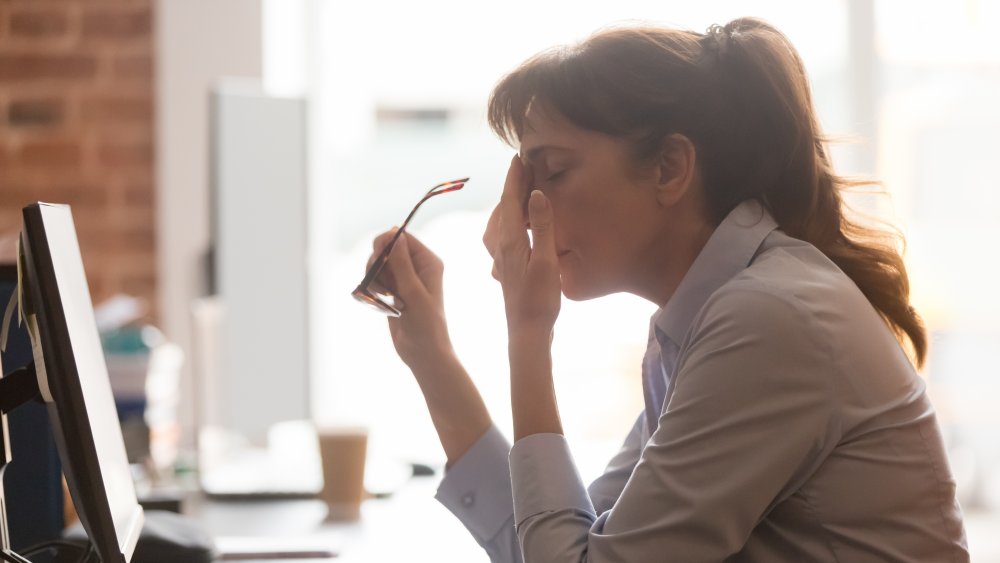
653, 199, 778, 347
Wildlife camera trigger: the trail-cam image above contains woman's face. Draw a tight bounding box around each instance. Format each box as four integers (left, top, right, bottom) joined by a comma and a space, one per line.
517, 107, 668, 301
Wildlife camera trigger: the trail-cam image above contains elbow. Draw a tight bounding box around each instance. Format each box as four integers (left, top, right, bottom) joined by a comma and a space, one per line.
516, 509, 598, 563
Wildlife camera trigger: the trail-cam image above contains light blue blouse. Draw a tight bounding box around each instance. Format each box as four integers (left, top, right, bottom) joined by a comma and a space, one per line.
436, 200, 969, 562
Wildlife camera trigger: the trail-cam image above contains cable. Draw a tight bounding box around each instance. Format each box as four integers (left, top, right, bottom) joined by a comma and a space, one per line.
0, 550, 33, 563
18, 540, 87, 558
74, 543, 95, 563
12, 539, 93, 563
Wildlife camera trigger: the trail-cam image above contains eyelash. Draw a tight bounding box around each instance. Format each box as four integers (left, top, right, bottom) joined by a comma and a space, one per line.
545, 170, 566, 183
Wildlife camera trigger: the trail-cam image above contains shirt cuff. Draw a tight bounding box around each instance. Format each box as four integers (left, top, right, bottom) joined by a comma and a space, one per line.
509, 433, 594, 526
435, 424, 515, 544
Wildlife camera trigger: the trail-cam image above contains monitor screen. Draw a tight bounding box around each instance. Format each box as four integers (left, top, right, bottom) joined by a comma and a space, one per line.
20, 203, 144, 563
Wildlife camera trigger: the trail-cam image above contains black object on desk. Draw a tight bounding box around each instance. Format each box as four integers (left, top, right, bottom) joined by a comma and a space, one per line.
1, 266, 64, 551
65, 511, 216, 563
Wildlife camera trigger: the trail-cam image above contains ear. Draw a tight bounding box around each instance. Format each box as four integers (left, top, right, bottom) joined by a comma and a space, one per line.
653, 134, 698, 207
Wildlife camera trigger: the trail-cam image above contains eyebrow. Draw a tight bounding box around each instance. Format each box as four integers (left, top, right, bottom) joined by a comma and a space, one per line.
520, 145, 574, 164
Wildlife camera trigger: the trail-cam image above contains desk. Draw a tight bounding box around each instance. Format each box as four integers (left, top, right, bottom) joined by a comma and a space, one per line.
187, 476, 487, 562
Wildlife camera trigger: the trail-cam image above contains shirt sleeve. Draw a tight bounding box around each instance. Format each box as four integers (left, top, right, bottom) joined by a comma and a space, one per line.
509, 286, 842, 562
435, 415, 646, 563
587, 412, 646, 515
436, 424, 523, 563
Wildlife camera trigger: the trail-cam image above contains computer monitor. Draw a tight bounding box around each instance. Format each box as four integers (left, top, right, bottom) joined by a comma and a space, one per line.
18, 202, 144, 562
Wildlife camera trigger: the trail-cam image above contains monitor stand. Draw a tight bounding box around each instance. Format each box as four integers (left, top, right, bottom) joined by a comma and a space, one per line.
0, 362, 48, 563
2, 362, 216, 563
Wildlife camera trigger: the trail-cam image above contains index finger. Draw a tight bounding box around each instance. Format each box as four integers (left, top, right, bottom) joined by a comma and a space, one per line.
499, 155, 531, 242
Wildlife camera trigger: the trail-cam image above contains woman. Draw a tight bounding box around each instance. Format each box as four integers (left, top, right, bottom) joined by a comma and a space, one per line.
366, 17, 968, 562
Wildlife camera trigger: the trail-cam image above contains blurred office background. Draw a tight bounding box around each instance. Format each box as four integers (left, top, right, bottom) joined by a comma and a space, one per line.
0, 0, 997, 559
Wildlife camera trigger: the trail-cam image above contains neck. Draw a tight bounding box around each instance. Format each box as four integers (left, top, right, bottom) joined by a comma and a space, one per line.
630, 208, 717, 308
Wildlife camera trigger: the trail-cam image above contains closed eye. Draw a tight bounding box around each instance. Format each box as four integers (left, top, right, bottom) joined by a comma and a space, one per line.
545, 170, 567, 183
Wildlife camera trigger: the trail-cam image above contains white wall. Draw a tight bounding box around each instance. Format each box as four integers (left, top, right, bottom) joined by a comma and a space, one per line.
154, 0, 263, 447
213, 82, 309, 444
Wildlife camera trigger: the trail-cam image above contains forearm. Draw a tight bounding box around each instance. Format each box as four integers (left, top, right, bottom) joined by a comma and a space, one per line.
410, 354, 493, 466
509, 329, 563, 441
435, 424, 523, 563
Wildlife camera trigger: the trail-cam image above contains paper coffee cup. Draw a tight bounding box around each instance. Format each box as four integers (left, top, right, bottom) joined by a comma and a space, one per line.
316, 426, 368, 521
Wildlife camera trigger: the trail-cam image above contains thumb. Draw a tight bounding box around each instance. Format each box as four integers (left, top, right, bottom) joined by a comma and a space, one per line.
528, 190, 556, 261
385, 231, 421, 296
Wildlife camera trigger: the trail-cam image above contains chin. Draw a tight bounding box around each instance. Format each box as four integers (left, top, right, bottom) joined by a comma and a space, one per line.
559, 275, 611, 302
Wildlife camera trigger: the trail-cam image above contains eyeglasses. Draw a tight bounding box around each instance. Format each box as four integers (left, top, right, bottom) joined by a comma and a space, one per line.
352, 178, 468, 317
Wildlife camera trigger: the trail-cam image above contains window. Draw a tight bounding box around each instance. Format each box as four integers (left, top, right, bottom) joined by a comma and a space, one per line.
280, 1, 999, 555
306, 0, 850, 478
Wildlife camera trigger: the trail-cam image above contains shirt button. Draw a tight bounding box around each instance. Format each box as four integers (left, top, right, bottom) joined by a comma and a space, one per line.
461, 493, 474, 507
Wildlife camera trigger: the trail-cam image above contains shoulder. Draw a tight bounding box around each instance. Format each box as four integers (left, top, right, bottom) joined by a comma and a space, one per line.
694, 230, 870, 347
690, 278, 829, 359
695, 229, 840, 341
678, 254, 844, 391
671, 280, 841, 423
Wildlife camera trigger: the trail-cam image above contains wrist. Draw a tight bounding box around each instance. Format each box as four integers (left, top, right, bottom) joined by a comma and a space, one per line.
411, 358, 493, 465
507, 324, 553, 351
407, 348, 462, 388
401, 330, 457, 372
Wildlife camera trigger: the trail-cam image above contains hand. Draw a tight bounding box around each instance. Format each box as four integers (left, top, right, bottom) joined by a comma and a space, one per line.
365, 230, 494, 464
365, 230, 454, 373
485, 156, 565, 440
484, 155, 561, 337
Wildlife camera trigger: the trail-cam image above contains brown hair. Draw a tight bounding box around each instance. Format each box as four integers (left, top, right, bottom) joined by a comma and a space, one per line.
488, 18, 927, 367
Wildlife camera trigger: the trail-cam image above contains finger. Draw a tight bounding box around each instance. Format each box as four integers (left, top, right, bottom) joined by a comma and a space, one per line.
372, 228, 397, 254
482, 204, 501, 259
383, 232, 422, 295
522, 159, 535, 216
369, 262, 395, 299
498, 156, 530, 252
484, 205, 504, 282
401, 232, 445, 296
366, 250, 382, 274
385, 233, 438, 308
400, 230, 433, 256
398, 230, 437, 272
499, 155, 528, 225
528, 190, 557, 264
367, 228, 399, 272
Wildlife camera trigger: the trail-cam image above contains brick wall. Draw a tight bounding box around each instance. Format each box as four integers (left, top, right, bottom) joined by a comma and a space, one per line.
0, 0, 156, 319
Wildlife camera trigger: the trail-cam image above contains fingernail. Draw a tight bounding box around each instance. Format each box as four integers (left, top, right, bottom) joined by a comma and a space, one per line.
529, 190, 548, 214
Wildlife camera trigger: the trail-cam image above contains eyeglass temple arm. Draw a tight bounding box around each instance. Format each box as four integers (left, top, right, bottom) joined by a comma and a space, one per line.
356, 190, 441, 289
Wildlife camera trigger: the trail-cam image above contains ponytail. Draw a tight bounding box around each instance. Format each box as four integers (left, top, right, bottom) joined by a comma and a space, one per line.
702, 18, 926, 367
489, 18, 928, 367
